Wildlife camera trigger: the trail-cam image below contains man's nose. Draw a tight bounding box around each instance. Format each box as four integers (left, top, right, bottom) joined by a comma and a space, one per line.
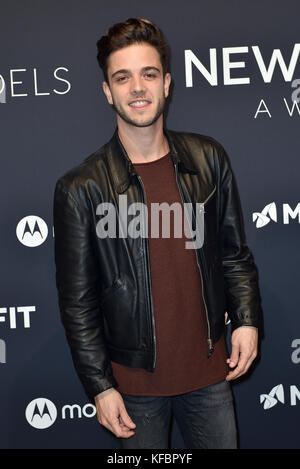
130, 75, 145, 95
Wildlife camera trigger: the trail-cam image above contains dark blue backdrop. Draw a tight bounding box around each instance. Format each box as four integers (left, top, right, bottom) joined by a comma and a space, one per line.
1, 0, 300, 449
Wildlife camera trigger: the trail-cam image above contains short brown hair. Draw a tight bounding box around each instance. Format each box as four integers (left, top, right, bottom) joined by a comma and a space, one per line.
96, 18, 170, 82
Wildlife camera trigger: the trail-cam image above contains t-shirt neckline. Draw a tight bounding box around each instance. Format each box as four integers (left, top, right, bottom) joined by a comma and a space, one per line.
132, 152, 171, 166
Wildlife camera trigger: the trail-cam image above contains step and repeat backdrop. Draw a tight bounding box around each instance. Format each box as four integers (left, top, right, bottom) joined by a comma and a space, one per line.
1, 0, 300, 449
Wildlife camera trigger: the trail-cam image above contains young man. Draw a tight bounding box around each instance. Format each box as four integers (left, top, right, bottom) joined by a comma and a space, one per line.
53, 18, 262, 449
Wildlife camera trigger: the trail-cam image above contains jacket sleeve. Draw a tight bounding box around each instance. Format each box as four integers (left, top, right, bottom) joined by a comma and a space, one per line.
217, 145, 262, 332
53, 179, 118, 402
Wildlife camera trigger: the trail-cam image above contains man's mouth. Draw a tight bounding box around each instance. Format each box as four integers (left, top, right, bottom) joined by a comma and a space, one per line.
128, 100, 151, 109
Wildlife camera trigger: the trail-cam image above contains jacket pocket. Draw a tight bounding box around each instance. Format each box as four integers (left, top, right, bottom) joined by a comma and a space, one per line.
100, 273, 139, 350
100, 277, 124, 304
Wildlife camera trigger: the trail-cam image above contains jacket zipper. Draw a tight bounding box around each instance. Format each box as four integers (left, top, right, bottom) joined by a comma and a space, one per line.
203, 185, 216, 204
173, 162, 214, 357
135, 174, 157, 370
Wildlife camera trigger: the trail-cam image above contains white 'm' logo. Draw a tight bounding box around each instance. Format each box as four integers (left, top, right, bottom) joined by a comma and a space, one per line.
25, 398, 57, 429
16, 216, 48, 247
260, 384, 285, 409
252, 202, 277, 228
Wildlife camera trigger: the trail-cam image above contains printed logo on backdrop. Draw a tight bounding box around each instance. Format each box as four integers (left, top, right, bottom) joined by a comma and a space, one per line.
25, 398, 58, 429
291, 78, 300, 103
260, 384, 285, 409
0, 67, 71, 104
184, 43, 300, 117
291, 339, 300, 364
254, 94, 300, 118
259, 342, 300, 410
16, 216, 48, 247
252, 202, 300, 228
0, 306, 36, 329
185, 44, 300, 87
25, 397, 97, 429
260, 384, 300, 409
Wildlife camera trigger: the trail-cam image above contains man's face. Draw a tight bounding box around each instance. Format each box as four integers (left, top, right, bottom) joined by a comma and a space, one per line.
102, 43, 171, 128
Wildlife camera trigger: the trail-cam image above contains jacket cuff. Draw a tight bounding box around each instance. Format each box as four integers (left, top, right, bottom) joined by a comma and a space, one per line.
84, 375, 119, 404
230, 317, 260, 333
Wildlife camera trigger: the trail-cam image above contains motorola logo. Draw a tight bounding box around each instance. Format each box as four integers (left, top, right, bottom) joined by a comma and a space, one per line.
25, 398, 57, 429
252, 202, 300, 228
25, 397, 97, 429
16, 215, 48, 247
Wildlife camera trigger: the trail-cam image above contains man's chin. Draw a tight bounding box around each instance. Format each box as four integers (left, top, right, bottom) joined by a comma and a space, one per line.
128, 119, 159, 128
118, 114, 162, 128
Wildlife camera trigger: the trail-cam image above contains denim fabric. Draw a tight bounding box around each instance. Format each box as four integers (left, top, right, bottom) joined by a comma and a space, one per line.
119, 380, 238, 449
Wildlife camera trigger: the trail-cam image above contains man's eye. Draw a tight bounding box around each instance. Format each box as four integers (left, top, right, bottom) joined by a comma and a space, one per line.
144, 73, 156, 79
116, 76, 128, 82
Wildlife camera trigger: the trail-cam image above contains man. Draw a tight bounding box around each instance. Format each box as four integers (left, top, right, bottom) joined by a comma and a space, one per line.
53, 18, 262, 449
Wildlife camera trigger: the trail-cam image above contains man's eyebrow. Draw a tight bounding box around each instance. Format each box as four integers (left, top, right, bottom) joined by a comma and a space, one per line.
142, 66, 161, 74
111, 69, 130, 79
111, 66, 161, 79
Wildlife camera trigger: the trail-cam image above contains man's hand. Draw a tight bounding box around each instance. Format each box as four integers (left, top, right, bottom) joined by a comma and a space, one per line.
226, 326, 258, 381
94, 387, 136, 438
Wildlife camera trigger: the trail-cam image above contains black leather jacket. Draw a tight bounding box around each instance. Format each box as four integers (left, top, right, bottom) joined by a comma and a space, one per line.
53, 128, 262, 401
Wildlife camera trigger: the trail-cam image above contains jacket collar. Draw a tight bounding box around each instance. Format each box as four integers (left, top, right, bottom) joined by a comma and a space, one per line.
105, 127, 199, 194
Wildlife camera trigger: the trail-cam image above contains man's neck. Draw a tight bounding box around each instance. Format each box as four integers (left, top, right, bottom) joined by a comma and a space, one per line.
117, 117, 169, 164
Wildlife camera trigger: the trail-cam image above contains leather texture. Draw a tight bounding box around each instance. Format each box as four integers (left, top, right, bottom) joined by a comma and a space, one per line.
53, 128, 262, 400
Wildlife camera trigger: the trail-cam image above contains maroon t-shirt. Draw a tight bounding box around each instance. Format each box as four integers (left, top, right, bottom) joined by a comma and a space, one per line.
111, 152, 228, 395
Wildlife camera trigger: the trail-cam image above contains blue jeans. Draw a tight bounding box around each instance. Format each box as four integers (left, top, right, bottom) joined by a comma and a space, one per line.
119, 380, 237, 449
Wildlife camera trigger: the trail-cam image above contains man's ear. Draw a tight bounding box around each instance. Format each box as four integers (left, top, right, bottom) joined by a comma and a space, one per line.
102, 80, 113, 105
163, 73, 171, 99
